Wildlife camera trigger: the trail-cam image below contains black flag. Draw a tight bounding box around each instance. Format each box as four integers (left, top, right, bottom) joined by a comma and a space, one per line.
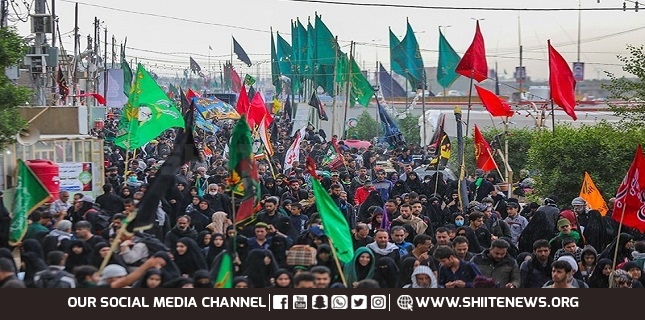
308, 92, 329, 121
126, 106, 199, 233
233, 37, 252, 67
179, 88, 191, 115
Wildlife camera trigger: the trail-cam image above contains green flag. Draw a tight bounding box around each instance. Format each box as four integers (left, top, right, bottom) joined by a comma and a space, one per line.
437, 29, 461, 88
227, 115, 260, 201
294, 19, 308, 78
315, 15, 339, 66
350, 58, 375, 107
398, 21, 425, 88
115, 64, 185, 150
306, 20, 316, 80
8, 159, 52, 245
276, 32, 293, 80
212, 251, 234, 288
270, 31, 282, 95
389, 28, 406, 79
244, 74, 256, 86
121, 43, 133, 98
335, 52, 348, 84
309, 175, 354, 263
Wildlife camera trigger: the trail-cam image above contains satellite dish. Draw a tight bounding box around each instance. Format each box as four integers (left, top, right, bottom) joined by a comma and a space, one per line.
16, 126, 40, 146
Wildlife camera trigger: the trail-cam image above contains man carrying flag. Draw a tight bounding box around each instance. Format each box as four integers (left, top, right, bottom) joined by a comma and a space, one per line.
8, 160, 52, 246
309, 92, 329, 121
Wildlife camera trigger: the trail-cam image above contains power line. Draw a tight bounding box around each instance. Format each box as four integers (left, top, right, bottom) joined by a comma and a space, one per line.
59, 0, 271, 33
286, 0, 642, 11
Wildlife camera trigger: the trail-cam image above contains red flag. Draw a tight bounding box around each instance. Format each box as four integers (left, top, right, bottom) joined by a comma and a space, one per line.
475, 85, 514, 117
455, 21, 488, 82
236, 85, 250, 115
186, 89, 201, 101
474, 125, 497, 171
306, 156, 319, 179
230, 68, 242, 93
247, 93, 269, 128
612, 144, 645, 233
76, 93, 106, 105
548, 40, 577, 121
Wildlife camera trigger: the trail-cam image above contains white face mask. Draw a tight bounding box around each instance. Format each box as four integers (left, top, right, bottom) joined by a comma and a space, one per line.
208, 191, 217, 196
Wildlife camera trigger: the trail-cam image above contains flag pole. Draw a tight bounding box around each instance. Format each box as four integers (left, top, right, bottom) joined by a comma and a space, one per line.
550, 99, 556, 135
327, 237, 348, 288
464, 70, 474, 136
264, 153, 277, 179
331, 36, 339, 138
609, 204, 627, 287
504, 117, 511, 197
99, 209, 136, 272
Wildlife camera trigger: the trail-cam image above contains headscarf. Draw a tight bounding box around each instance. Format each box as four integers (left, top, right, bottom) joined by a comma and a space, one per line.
196, 230, 212, 249
152, 251, 182, 284
343, 247, 375, 286
588, 258, 612, 288
174, 237, 208, 276
193, 269, 213, 288
599, 233, 634, 264
65, 240, 90, 272
241, 249, 280, 288
517, 210, 556, 253
272, 268, 294, 288
206, 211, 232, 235
133, 268, 163, 288
583, 210, 611, 253
205, 233, 226, 268
0, 248, 17, 274
20, 239, 47, 287
398, 257, 418, 288
372, 256, 400, 288
408, 265, 438, 288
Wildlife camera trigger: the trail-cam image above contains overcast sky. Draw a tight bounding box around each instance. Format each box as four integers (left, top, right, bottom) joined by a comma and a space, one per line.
14, 0, 645, 81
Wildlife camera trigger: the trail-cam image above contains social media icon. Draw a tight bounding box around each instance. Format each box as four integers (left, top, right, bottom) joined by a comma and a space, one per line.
312, 295, 328, 309
331, 295, 348, 309
293, 295, 308, 310
370, 295, 387, 309
273, 295, 289, 310
351, 295, 367, 309
397, 295, 414, 311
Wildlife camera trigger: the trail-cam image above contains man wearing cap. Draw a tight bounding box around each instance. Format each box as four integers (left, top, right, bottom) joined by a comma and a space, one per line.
549, 218, 585, 255
571, 197, 590, 229
504, 201, 528, 247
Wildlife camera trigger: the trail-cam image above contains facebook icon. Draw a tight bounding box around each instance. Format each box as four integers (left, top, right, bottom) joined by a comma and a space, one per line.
273, 295, 289, 310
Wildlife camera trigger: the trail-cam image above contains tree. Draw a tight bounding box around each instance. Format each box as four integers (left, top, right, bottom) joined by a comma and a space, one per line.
0, 27, 31, 150
346, 109, 378, 141
527, 122, 645, 205
397, 114, 420, 146
605, 45, 645, 126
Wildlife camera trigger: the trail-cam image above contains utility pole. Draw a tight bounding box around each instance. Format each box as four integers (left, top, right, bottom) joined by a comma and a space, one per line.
31, 0, 48, 106
0, 0, 7, 27
103, 26, 107, 106
72, 2, 78, 104
93, 17, 99, 106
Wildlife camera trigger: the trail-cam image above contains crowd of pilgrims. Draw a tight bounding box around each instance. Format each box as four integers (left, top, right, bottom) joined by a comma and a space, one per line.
1, 115, 644, 289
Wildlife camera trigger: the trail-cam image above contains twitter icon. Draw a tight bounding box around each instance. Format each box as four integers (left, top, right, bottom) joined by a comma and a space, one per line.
351, 295, 367, 309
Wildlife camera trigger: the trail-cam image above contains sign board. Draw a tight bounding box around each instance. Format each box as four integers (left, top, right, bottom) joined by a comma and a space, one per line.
59, 162, 94, 192
573, 62, 584, 81
514, 66, 526, 81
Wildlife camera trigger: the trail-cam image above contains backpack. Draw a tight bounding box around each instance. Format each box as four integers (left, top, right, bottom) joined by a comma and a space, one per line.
138, 234, 170, 255
83, 208, 112, 233
34, 269, 72, 288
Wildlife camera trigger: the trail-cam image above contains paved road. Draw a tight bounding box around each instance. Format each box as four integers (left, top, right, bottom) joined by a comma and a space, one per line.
304, 103, 621, 141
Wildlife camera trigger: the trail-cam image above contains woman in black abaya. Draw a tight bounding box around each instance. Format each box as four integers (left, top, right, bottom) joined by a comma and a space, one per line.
174, 237, 208, 277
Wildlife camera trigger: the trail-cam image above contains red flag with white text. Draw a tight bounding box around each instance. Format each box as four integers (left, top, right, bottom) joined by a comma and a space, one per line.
612, 145, 645, 233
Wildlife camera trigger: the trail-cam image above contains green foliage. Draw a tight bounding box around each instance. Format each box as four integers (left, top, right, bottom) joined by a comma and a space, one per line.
0, 27, 31, 150
346, 110, 378, 141
527, 122, 645, 206
604, 45, 645, 127
397, 114, 420, 146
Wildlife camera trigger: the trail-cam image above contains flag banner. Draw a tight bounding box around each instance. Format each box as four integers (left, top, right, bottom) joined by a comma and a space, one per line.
548, 40, 577, 121
236, 85, 250, 115
580, 171, 609, 216
128, 106, 198, 233
378, 63, 406, 98
377, 99, 406, 147
474, 124, 498, 171
8, 159, 52, 245
74, 92, 106, 105
57, 67, 69, 101
276, 32, 293, 79
233, 37, 252, 67
612, 145, 645, 232
349, 58, 375, 107
427, 132, 451, 170
389, 28, 406, 80
307, 157, 354, 264
190, 57, 203, 76
475, 85, 515, 117
271, 31, 282, 95
193, 97, 240, 121
284, 127, 304, 172
114, 64, 185, 150
227, 116, 260, 203
195, 110, 220, 134
437, 30, 461, 88
258, 115, 274, 156
186, 88, 201, 100
179, 89, 191, 115
247, 92, 272, 128
247, 86, 256, 101
309, 92, 329, 121
272, 97, 282, 114
314, 14, 339, 66
321, 137, 344, 170
244, 74, 256, 86
121, 42, 132, 97
398, 20, 425, 88
455, 21, 488, 82
211, 250, 233, 288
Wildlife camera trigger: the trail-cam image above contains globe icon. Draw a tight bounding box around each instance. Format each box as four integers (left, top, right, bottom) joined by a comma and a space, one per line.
396, 295, 413, 311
